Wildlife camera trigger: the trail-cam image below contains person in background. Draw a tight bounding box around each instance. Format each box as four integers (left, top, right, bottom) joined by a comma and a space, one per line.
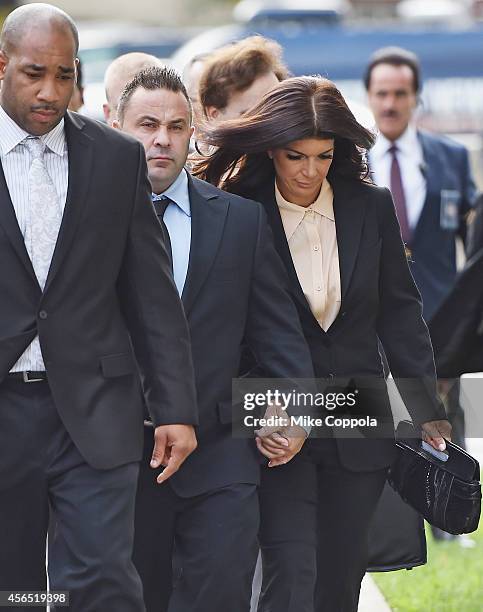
365, 47, 477, 540
365, 46, 476, 322
196, 75, 450, 612
114, 66, 315, 612
0, 5, 197, 610
182, 53, 210, 131
68, 56, 84, 112
103, 51, 164, 124
199, 35, 288, 123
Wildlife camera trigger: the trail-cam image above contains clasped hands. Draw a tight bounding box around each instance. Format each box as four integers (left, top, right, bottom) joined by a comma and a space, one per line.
256, 403, 307, 467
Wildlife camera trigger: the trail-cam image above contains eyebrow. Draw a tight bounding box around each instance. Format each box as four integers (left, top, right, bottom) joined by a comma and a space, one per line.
24, 64, 75, 75
285, 146, 334, 156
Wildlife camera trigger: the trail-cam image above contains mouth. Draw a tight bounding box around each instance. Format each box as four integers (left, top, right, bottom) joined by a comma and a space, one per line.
31, 109, 58, 121
149, 156, 173, 162
295, 181, 318, 189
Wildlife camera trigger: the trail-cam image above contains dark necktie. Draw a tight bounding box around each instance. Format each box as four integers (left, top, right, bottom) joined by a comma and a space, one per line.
389, 145, 411, 244
153, 196, 173, 270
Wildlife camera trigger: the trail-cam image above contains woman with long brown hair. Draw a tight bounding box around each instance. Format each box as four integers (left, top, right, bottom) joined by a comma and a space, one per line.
195, 76, 450, 612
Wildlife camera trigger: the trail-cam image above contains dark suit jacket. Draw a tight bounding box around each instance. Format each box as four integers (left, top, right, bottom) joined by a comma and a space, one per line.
429, 248, 483, 377
467, 193, 483, 259
168, 175, 315, 497
0, 111, 197, 469
246, 175, 446, 471
409, 130, 476, 320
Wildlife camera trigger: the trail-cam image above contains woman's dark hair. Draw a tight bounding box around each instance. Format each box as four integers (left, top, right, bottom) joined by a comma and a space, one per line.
194, 76, 375, 195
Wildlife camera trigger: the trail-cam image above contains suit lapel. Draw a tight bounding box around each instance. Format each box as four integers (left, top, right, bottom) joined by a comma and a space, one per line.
331, 176, 367, 300
42, 112, 94, 296
413, 131, 440, 239
0, 150, 39, 285
181, 176, 228, 315
256, 178, 367, 318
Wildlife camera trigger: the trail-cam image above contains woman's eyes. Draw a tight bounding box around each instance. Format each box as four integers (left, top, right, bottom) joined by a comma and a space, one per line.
286, 154, 333, 161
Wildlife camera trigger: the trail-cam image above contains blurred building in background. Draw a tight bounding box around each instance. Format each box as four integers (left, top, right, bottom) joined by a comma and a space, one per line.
8, 0, 483, 186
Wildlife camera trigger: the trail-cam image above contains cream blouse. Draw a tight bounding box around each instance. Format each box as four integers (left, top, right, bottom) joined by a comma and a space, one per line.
276, 179, 341, 331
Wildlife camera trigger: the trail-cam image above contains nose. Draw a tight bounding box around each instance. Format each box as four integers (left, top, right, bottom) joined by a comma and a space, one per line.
153, 126, 170, 148
37, 78, 59, 104
383, 94, 397, 111
302, 158, 318, 179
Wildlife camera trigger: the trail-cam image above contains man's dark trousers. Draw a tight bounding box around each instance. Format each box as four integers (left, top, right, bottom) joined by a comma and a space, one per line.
0, 378, 144, 612
133, 428, 259, 612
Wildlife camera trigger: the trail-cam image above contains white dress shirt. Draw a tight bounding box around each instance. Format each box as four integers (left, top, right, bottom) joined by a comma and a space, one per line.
370, 125, 427, 230
276, 179, 341, 331
0, 105, 68, 372
153, 169, 191, 295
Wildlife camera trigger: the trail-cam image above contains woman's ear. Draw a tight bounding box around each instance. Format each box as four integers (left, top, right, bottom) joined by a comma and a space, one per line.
267, 150, 273, 159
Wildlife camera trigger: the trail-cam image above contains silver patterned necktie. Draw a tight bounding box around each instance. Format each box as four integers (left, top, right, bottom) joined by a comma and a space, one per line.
24, 136, 63, 291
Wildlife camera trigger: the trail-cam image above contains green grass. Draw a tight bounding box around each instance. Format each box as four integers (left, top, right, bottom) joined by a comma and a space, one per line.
373, 521, 483, 611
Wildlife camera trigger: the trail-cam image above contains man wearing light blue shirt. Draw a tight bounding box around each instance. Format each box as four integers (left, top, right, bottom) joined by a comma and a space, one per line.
114, 66, 315, 612
152, 170, 191, 295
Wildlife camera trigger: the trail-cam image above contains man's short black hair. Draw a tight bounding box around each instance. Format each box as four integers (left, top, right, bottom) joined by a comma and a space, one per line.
117, 66, 192, 123
364, 46, 421, 93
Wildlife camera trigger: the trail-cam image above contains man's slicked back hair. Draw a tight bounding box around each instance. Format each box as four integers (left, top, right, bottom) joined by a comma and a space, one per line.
117, 66, 192, 124
364, 46, 421, 93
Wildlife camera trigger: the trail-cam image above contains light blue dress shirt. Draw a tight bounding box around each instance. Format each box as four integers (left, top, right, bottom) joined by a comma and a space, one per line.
152, 169, 191, 295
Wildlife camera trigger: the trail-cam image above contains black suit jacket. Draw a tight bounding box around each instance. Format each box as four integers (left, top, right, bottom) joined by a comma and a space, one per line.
247, 175, 446, 471
405, 131, 475, 320
429, 248, 483, 377
0, 111, 197, 469
168, 176, 315, 497
467, 193, 483, 260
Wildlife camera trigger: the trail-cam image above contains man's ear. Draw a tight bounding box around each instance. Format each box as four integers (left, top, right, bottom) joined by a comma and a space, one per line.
0, 50, 9, 81
103, 103, 112, 123
205, 106, 220, 121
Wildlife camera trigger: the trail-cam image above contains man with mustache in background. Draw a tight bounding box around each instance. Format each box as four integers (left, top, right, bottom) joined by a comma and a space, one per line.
365, 46, 476, 541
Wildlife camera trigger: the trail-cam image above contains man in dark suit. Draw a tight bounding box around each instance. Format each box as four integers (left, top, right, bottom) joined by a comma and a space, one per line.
0, 5, 198, 610
113, 66, 315, 612
365, 46, 476, 322
365, 46, 476, 538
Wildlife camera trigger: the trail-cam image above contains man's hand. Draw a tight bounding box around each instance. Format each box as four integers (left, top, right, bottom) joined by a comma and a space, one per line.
255, 403, 307, 467
421, 419, 452, 452
256, 430, 306, 467
150, 424, 197, 484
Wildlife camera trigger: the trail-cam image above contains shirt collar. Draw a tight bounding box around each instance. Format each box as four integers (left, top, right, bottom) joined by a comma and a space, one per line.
152, 168, 191, 217
371, 123, 421, 162
275, 179, 334, 240
0, 104, 66, 156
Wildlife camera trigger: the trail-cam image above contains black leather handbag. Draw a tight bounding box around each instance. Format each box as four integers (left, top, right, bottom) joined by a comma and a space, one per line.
388, 421, 482, 535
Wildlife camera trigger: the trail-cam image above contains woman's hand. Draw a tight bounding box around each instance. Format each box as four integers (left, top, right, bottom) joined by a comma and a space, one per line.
255, 403, 308, 466
256, 431, 307, 467
421, 419, 452, 451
